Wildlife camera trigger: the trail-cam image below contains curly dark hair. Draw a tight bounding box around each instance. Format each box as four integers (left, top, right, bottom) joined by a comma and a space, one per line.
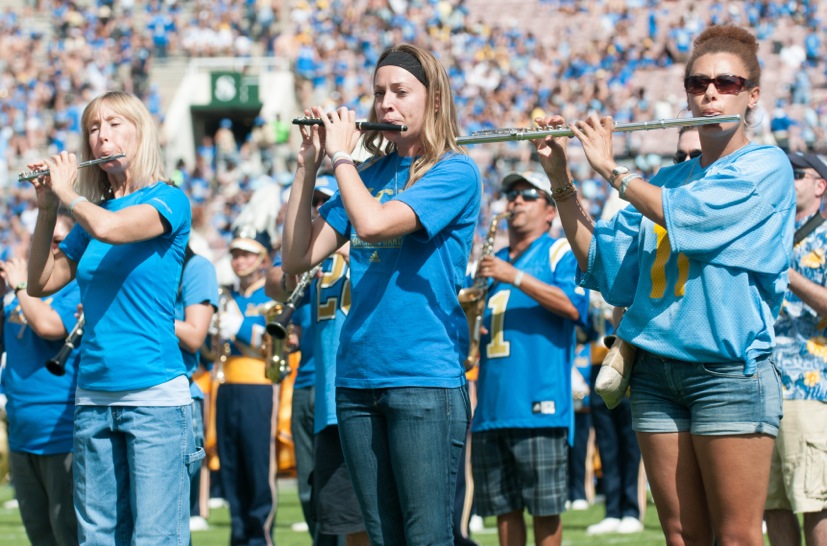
684, 25, 761, 87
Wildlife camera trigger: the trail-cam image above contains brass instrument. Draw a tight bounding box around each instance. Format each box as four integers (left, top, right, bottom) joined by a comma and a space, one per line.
266, 266, 321, 339
292, 118, 407, 132
203, 288, 230, 472
18, 153, 126, 181
46, 314, 84, 376
457, 114, 741, 145
261, 301, 293, 384
459, 211, 512, 370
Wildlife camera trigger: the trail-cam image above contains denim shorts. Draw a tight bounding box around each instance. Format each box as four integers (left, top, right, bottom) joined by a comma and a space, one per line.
629, 349, 782, 436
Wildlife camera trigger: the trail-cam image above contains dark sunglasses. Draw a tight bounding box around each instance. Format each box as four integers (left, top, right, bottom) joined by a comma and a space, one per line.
793, 169, 816, 180
672, 149, 702, 164
506, 188, 543, 202
684, 74, 754, 95
312, 196, 329, 207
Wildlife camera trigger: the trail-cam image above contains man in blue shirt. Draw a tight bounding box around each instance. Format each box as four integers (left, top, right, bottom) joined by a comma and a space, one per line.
471, 171, 588, 546
765, 152, 827, 546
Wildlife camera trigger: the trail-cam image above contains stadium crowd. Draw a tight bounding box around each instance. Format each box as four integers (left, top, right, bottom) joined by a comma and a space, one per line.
0, 0, 825, 263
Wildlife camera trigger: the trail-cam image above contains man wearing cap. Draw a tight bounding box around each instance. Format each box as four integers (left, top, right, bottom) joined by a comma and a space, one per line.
765, 152, 827, 546
214, 226, 278, 546
266, 174, 368, 545
470, 171, 589, 546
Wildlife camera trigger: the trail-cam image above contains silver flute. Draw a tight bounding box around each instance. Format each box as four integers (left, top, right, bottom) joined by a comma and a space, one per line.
292, 117, 408, 132
457, 115, 742, 145
18, 153, 126, 182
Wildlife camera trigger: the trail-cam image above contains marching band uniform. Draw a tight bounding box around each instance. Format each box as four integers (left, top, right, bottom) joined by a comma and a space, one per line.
216, 230, 278, 546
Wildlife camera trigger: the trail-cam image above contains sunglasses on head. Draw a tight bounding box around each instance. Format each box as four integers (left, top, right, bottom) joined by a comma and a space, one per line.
506, 188, 544, 202
684, 74, 754, 95
672, 149, 702, 164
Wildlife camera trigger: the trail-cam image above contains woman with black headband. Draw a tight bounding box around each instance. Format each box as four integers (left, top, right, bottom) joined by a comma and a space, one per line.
282, 43, 482, 545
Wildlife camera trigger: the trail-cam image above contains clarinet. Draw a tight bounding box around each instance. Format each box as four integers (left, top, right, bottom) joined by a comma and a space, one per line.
266, 265, 321, 339
46, 314, 84, 376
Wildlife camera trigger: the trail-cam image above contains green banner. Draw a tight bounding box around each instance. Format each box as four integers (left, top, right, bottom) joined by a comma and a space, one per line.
210, 72, 260, 106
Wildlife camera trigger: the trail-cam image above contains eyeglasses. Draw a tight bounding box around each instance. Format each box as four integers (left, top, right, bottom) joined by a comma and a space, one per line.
505, 188, 544, 202
672, 149, 702, 164
684, 74, 755, 95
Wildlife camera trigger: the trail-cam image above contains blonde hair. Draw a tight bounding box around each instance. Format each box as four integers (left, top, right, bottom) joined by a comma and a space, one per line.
76, 91, 167, 202
362, 44, 464, 188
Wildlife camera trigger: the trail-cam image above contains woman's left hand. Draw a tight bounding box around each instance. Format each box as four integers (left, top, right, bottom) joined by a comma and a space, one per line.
41, 152, 79, 203
314, 106, 360, 160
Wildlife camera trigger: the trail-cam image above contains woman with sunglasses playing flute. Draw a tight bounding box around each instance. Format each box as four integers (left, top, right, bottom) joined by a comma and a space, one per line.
532, 25, 794, 546
281, 43, 481, 545
25, 91, 201, 545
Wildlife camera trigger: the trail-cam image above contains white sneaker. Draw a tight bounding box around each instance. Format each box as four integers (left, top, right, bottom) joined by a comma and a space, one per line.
189, 516, 209, 531
469, 514, 486, 533
570, 499, 590, 511
617, 516, 644, 533
586, 517, 621, 535
207, 497, 228, 509
291, 521, 309, 532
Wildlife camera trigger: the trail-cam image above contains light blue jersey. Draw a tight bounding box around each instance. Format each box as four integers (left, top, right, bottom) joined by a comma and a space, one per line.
312, 253, 349, 433
321, 152, 482, 388
472, 234, 589, 435
60, 183, 191, 390
2, 282, 80, 454
580, 144, 795, 374
174, 254, 219, 399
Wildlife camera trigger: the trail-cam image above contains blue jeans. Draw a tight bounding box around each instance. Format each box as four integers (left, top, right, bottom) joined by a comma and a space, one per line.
73, 405, 204, 546
336, 386, 470, 546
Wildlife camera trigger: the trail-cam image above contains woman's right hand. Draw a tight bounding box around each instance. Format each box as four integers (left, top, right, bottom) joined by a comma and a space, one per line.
531, 114, 572, 183
25, 165, 61, 211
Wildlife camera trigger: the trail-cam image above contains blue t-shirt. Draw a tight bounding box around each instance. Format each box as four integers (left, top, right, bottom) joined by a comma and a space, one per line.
60, 182, 191, 390
312, 253, 349, 433
3, 282, 80, 454
773, 217, 827, 401
472, 235, 588, 435
174, 255, 219, 399
320, 152, 481, 388
579, 144, 795, 374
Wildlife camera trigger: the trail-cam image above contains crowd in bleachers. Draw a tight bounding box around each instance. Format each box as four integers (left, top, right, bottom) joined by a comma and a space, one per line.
1, 0, 826, 264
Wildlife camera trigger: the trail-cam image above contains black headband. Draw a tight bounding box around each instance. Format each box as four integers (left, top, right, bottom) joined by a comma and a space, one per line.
377, 50, 428, 87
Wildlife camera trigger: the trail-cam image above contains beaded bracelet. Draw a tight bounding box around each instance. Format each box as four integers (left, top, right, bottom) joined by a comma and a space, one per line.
552, 188, 578, 202
551, 181, 574, 196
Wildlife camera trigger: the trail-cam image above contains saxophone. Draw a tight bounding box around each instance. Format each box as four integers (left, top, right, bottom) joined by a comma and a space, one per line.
458, 210, 512, 370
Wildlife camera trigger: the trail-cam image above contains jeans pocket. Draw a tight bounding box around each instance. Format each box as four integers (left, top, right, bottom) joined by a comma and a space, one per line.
700, 360, 749, 378
185, 447, 206, 479
804, 436, 827, 500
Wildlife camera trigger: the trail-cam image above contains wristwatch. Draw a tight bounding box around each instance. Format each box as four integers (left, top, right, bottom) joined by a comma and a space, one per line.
13, 281, 27, 294
609, 165, 630, 189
